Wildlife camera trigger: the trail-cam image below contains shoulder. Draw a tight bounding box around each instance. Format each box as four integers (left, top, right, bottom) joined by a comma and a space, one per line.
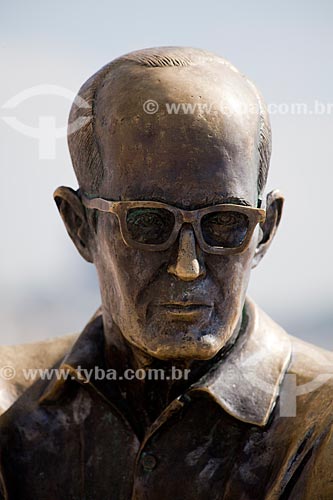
250, 299, 333, 417
252, 298, 333, 382
0, 333, 78, 415
253, 305, 333, 497
280, 337, 333, 500
288, 333, 333, 383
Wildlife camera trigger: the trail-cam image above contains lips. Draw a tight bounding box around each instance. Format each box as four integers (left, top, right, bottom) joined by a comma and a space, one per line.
157, 302, 213, 321
161, 302, 212, 311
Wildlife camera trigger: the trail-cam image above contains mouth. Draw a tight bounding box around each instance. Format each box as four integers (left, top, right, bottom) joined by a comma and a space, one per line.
158, 302, 213, 321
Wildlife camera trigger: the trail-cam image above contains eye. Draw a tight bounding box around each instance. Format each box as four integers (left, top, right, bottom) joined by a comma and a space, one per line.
126, 208, 175, 244
201, 211, 249, 248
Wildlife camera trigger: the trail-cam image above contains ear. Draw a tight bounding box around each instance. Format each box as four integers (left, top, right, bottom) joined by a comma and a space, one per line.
252, 189, 284, 269
53, 186, 94, 263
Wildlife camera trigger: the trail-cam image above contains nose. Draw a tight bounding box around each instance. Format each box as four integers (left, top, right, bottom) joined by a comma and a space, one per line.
167, 225, 206, 281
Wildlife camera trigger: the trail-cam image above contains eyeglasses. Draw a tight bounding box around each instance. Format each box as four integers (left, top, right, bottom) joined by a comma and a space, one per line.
81, 193, 266, 255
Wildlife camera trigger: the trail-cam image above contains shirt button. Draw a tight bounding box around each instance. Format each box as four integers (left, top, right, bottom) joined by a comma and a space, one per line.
141, 453, 157, 471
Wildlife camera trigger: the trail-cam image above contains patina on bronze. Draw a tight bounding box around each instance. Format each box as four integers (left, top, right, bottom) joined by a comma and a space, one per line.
1, 47, 333, 499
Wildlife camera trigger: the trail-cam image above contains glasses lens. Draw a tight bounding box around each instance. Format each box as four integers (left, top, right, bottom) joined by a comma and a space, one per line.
126, 208, 175, 245
201, 211, 249, 248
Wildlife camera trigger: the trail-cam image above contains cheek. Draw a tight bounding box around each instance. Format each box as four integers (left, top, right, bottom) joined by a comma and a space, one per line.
206, 240, 255, 295
93, 214, 171, 301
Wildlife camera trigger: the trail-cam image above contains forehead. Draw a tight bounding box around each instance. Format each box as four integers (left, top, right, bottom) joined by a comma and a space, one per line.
94, 62, 261, 207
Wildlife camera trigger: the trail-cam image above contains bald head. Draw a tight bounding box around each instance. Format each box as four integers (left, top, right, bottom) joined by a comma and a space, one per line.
68, 46, 271, 202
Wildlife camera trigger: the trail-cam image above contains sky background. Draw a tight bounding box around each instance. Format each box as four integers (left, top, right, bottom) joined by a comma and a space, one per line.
1, 0, 332, 347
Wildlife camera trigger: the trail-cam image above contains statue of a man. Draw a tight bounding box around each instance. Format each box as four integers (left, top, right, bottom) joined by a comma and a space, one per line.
1, 47, 333, 499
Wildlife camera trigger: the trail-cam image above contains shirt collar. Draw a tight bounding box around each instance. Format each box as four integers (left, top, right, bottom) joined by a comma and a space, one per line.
39, 298, 291, 427
188, 298, 292, 425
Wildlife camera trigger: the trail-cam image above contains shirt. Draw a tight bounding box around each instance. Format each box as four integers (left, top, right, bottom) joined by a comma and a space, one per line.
1, 297, 333, 499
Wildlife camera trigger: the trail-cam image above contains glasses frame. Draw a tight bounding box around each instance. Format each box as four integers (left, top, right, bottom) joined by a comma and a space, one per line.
81, 193, 266, 255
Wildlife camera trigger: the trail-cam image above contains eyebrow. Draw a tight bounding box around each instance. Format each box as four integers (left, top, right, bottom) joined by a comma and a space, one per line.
145, 196, 254, 209
84, 192, 253, 208
216, 197, 252, 207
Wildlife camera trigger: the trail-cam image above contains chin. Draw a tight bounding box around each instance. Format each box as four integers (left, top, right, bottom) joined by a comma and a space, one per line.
140, 323, 233, 361
150, 342, 222, 361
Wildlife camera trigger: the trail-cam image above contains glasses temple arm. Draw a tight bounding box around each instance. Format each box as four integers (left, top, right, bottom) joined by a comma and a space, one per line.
80, 194, 116, 213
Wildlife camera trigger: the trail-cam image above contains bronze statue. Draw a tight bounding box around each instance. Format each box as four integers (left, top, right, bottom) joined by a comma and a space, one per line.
1, 46, 333, 499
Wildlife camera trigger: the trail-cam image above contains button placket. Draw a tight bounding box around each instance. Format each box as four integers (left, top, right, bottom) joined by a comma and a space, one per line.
131, 396, 189, 497
141, 453, 157, 471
